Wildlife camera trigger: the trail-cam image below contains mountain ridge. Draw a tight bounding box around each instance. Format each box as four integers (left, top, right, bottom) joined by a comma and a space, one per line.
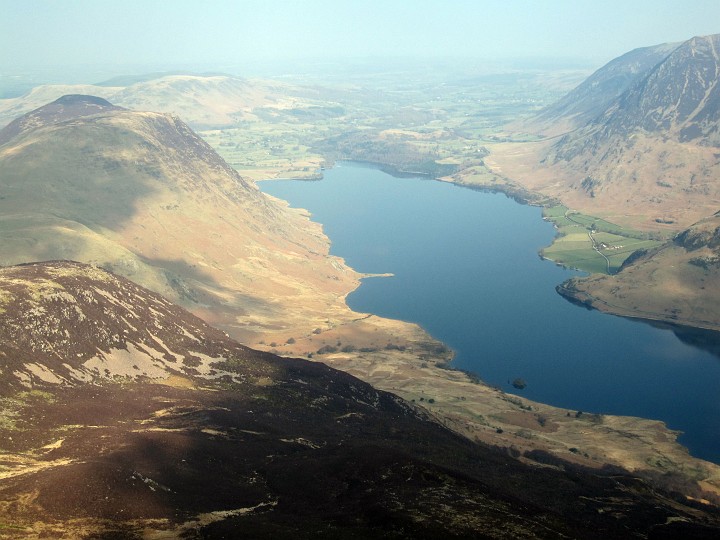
0, 74, 307, 131
489, 33, 720, 231
526, 41, 680, 135
552, 33, 720, 157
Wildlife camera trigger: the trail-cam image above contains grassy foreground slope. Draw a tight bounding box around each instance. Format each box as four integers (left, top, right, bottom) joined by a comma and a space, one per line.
10, 261, 717, 538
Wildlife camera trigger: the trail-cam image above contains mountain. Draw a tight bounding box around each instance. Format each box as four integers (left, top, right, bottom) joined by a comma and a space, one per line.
527, 41, 680, 135
552, 34, 720, 153
0, 84, 119, 129
548, 33, 720, 227
490, 33, 720, 231
0, 74, 308, 130
109, 74, 293, 128
558, 212, 720, 332
0, 94, 125, 146
0, 94, 362, 345
2, 260, 719, 538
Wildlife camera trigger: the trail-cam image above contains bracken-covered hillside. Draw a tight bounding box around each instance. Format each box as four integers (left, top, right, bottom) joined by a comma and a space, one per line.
1, 261, 719, 538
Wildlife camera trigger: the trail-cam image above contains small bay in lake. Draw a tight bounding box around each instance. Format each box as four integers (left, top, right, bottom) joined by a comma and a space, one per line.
261, 162, 720, 463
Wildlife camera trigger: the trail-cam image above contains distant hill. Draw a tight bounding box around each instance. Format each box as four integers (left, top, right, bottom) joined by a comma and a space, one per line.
0, 94, 360, 344
110, 74, 294, 128
2, 260, 719, 538
0, 74, 310, 130
94, 70, 231, 87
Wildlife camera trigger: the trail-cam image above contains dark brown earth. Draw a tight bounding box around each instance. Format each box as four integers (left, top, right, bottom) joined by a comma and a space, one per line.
1, 261, 719, 539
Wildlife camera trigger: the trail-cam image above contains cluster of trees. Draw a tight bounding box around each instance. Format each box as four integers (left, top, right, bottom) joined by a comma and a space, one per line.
315, 131, 457, 178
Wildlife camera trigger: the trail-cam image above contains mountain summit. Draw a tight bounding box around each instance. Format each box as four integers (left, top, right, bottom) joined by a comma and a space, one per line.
530, 41, 680, 134
0, 94, 124, 146
554, 33, 720, 155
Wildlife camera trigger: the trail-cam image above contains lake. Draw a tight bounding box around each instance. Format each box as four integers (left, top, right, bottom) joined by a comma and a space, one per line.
261, 162, 720, 463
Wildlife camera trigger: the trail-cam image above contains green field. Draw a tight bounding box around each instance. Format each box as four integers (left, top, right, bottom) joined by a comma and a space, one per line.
541, 206, 663, 274
195, 67, 582, 182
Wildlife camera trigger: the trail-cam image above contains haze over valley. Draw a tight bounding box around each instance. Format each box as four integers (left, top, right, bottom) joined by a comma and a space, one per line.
2, 1, 720, 537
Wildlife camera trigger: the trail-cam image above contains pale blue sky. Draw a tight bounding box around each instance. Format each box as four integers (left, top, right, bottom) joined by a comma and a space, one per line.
1, 0, 719, 71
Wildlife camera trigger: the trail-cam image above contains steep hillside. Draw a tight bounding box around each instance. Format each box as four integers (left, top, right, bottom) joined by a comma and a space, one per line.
0, 94, 361, 344
489, 33, 720, 230
526, 41, 679, 135
558, 213, 720, 332
1, 261, 719, 538
550, 34, 720, 159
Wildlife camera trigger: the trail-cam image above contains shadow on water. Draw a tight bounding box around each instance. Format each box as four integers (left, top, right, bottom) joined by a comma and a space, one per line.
666, 324, 720, 360
556, 286, 720, 360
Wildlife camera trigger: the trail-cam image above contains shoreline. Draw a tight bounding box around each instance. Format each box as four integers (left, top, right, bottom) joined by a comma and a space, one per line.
257, 162, 720, 498
557, 280, 720, 335
437, 169, 720, 335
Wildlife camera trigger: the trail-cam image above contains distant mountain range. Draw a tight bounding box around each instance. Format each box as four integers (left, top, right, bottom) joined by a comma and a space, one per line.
1, 260, 718, 538
0, 74, 306, 130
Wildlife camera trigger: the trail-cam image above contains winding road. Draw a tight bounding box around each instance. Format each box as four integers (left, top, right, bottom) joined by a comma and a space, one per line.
564, 210, 612, 274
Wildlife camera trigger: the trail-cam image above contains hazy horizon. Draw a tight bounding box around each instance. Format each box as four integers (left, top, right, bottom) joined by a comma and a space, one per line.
2, 0, 719, 79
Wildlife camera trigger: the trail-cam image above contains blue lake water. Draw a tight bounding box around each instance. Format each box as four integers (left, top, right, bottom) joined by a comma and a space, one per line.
261, 162, 720, 463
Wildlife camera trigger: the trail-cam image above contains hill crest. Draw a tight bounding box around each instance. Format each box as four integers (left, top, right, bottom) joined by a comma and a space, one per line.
0, 93, 125, 146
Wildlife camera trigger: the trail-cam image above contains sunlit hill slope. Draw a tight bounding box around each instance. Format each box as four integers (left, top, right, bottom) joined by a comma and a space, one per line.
0, 94, 358, 343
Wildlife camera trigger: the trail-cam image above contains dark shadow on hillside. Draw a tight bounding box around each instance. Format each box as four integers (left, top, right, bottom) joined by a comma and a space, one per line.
6, 360, 720, 539
135, 255, 277, 322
